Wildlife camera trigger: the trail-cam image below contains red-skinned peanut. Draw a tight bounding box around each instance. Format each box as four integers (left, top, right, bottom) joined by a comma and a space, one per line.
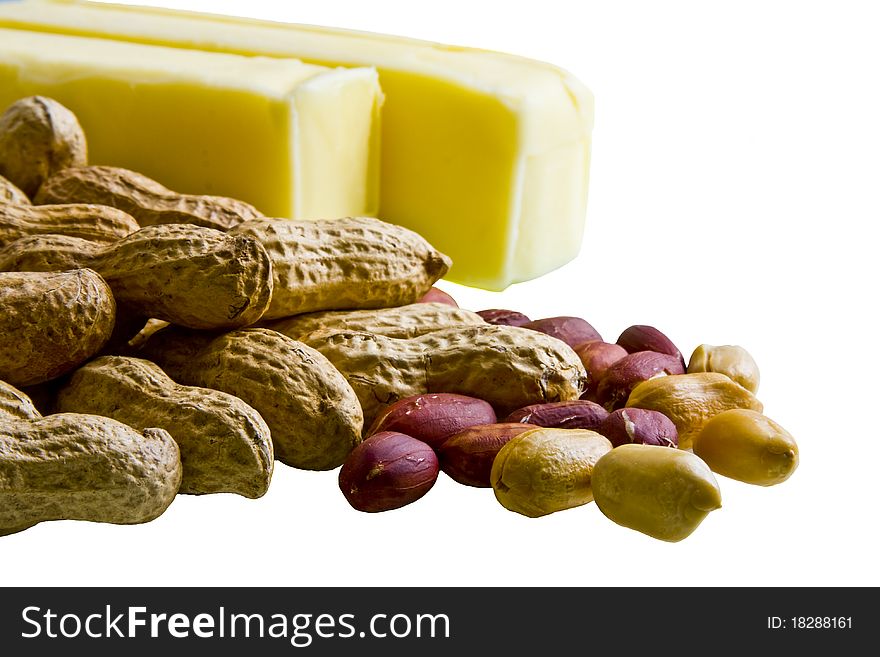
338, 431, 439, 512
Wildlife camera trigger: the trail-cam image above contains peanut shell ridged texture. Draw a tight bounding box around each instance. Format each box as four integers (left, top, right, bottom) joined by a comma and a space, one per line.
0, 379, 41, 421
56, 356, 273, 498
302, 325, 588, 428
0, 96, 87, 198
0, 225, 273, 330
140, 327, 363, 470
626, 372, 763, 450
35, 165, 263, 231
0, 203, 139, 248
230, 217, 451, 320
0, 269, 115, 386
0, 412, 181, 536
1, 175, 30, 205
262, 302, 484, 341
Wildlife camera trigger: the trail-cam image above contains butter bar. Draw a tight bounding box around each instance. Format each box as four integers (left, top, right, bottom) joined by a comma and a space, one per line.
0, 27, 382, 219
0, 0, 594, 290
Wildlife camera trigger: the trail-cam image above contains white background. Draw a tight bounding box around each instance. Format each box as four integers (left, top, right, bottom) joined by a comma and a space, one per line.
4, 0, 879, 587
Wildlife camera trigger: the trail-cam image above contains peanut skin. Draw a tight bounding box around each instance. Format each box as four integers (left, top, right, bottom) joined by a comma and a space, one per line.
301, 325, 588, 428
0, 224, 273, 330
366, 393, 497, 447
56, 356, 274, 498
504, 400, 609, 431
229, 217, 451, 320
35, 165, 263, 231
0, 269, 115, 386
477, 309, 531, 327
338, 431, 439, 513
597, 408, 678, 448
438, 423, 534, 488
596, 351, 686, 410
417, 287, 458, 307
616, 325, 685, 370
523, 316, 602, 348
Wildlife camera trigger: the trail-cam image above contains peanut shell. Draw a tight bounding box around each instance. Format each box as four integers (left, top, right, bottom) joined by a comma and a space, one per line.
0, 384, 181, 537
229, 217, 451, 320
140, 327, 363, 470
262, 302, 484, 341
0, 224, 273, 330
0, 269, 115, 386
0, 96, 87, 198
56, 356, 274, 498
0, 174, 30, 205
35, 165, 262, 231
301, 325, 588, 427
0, 203, 139, 248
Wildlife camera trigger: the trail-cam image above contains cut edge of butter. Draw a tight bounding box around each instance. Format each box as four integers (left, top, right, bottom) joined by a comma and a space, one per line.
0, 25, 382, 219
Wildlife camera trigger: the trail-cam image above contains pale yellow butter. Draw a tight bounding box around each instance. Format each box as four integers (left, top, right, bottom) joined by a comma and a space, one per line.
0, 0, 594, 289
0, 26, 382, 219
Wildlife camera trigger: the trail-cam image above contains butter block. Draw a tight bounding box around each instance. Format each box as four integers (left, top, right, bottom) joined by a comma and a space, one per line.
0, 27, 381, 219
0, 0, 594, 290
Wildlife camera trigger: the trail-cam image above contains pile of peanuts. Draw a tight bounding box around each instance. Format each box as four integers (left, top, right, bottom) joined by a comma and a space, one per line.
0, 96, 797, 542
339, 298, 798, 542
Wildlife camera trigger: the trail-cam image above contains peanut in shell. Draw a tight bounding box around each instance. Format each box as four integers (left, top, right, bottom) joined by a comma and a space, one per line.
35, 165, 263, 231
230, 217, 451, 320
140, 327, 363, 470
56, 356, 274, 498
301, 324, 588, 428
0, 269, 115, 386
0, 224, 273, 330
